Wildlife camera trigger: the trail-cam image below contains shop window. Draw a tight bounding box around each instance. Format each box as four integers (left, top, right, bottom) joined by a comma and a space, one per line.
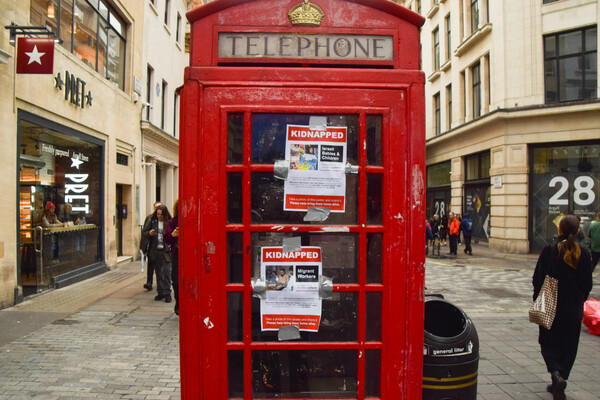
427, 161, 451, 188
544, 26, 597, 104
30, 0, 127, 90
18, 111, 104, 293
530, 143, 600, 251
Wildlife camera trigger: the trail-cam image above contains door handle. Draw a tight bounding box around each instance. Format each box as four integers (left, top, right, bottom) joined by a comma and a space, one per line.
34, 226, 43, 253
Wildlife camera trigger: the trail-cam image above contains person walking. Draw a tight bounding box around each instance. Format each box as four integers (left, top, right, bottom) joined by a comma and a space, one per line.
165, 200, 180, 315
439, 214, 448, 246
460, 212, 473, 255
447, 212, 459, 256
532, 215, 593, 400
142, 204, 173, 303
140, 201, 161, 291
588, 211, 600, 272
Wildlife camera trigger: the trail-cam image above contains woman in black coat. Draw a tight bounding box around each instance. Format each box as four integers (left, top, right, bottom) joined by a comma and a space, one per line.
532, 215, 593, 400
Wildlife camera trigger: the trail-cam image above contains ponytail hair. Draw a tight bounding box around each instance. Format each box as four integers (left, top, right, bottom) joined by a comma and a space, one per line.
557, 215, 581, 269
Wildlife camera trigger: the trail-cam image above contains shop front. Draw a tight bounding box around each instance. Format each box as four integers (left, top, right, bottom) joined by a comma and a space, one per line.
530, 141, 600, 252
426, 161, 451, 220
18, 110, 105, 296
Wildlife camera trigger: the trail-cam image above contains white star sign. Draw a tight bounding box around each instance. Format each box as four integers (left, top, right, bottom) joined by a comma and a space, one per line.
25, 45, 45, 65
71, 157, 84, 169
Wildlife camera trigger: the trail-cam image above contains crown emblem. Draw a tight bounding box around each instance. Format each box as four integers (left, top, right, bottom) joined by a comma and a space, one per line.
288, 0, 324, 26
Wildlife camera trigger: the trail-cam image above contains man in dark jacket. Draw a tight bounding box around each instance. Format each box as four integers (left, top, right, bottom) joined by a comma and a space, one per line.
460, 212, 473, 255
140, 201, 161, 290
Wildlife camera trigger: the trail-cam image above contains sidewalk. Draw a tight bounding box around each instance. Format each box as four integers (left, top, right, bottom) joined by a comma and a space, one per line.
0, 247, 597, 399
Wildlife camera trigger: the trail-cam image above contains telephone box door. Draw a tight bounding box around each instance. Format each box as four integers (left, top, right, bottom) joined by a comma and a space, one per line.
180, 79, 425, 399
180, 1, 425, 399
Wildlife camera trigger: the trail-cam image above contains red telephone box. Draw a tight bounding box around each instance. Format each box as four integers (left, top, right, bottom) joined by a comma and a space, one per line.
180, 1, 425, 398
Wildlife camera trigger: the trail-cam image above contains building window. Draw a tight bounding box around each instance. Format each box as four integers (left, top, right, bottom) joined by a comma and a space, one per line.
446, 84, 452, 130
445, 14, 451, 60
433, 27, 440, 71
173, 91, 180, 138
417, 0, 421, 14
472, 62, 481, 118
471, 0, 479, 33
30, 0, 127, 90
164, 0, 171, 26
465, 152, 490, 181
544, 26, 597, 104
116, 153, 129, 166
543, 0, 560, 3
460, 70, 466, 120
146, 65, 153, 121
161, 80, 167, 130
433, 93, 441, 136
176, 13, 182, 43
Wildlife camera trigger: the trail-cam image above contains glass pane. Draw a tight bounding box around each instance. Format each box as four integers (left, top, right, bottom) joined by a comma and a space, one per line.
251, 233, 358, 284
465, 156, 478, 180
74, 0, 98, 69
228, 232, 243, 283
559, 56, 583, 102
60, 0, 74, 52
30, 0, 59, 34
366, 115, 382, 166
109, 11, 124, 36
98, 0, 109, 19
544, 36, 556, 58
584, 53, 597, 99
480, 152, 490, 179
228, 292, 243, 342
98, 18, 108, 80
228, 351, 244, 398
251, 114, 359, 165
251, 173, 358, 225
585, 27, 597, 51
366, 292, 382, 341
228, 113, 244, 164
252, 350, 357, 398
366, 233, 382, 284
367, 174, 382, 225
106, 30, 125, 89
19, 118, 103, 294
365, 350, 381, 397
558, 31, 582, 56
251, 293, 357, 342
228, 173, 242, 224
545, 60, 557, 103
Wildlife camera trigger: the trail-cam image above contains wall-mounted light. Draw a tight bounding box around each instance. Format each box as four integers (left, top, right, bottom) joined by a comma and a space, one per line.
47, 2, 55, 19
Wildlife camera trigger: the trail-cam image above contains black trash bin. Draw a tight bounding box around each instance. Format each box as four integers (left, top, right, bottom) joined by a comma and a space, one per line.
422, 295, 479, 400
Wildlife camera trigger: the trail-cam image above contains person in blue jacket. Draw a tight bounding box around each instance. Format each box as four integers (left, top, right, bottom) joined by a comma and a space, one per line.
460, 212, 473, 255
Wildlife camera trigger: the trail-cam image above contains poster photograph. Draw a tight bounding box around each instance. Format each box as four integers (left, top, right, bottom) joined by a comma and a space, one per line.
260, 246, 323, 332
284, 124, 347, 212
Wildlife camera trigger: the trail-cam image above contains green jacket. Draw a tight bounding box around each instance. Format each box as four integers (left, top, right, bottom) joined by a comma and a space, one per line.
589, 220, 600, 252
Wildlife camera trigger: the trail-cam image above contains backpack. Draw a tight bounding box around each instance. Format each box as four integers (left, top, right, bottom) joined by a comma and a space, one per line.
464, 219, 473, 232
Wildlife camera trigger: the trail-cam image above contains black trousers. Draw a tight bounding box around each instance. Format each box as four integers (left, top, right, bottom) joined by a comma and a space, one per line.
449, 234, 458, 255
591, 251, 599, 272
539, 320, 582, 380
463, 236, 472, 254
171, 251, 179, 307
146, 256, 155, 285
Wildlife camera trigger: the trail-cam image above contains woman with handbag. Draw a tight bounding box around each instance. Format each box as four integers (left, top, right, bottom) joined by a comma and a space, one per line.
532, 214, 593, 400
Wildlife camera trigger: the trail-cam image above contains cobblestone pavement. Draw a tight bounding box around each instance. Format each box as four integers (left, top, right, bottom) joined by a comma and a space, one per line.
0, 250, 598, 399
425, 256, 600, 400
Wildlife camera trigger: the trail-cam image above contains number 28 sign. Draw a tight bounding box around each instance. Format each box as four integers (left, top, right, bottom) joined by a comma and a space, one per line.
548, 175, 597, 207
